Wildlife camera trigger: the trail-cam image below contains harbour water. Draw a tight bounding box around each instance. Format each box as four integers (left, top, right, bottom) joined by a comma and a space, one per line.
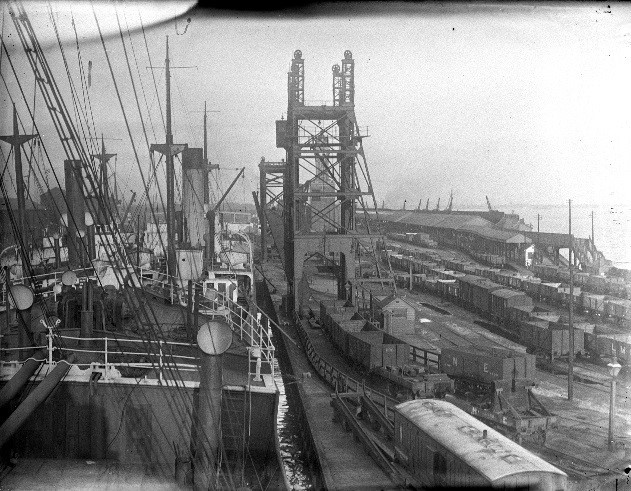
274, 358, 314, 490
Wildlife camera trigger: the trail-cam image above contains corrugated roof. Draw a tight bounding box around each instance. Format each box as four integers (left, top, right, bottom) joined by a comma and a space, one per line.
395, 400, 566, 483
459, 224, 530, 243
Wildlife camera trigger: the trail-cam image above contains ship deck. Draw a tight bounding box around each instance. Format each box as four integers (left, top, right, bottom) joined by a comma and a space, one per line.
1, 458, 184, 490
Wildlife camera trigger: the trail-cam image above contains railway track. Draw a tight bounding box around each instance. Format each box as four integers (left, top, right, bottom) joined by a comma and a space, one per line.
523, 441, 623, 483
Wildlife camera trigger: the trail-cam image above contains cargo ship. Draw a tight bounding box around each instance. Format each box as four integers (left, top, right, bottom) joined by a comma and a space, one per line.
0, 5, 281, 488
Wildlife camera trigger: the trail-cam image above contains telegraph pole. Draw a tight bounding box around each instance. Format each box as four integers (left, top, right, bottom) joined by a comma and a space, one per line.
568, 199, 574, 401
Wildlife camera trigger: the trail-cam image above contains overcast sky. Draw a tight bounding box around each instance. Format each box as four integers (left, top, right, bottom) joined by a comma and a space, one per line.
1, 1, 630, 210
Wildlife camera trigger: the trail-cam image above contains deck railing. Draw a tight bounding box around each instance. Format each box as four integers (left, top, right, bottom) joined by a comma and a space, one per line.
0, 332, 198, 382
140, 269, 277, 380
2, 266, 277, 382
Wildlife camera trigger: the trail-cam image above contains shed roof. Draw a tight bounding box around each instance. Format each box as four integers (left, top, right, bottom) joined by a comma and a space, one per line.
395, 400, 566, 482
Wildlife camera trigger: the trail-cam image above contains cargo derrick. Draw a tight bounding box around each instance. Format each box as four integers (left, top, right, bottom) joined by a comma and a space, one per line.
277, 50, 381, 312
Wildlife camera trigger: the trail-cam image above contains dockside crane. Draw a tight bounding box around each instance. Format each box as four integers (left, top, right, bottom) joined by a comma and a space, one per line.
447, 190, 453, 212
120, 191, 137, 227
425, 198, 429, 210
206, 167, 245, 264
435, 197, 440, 211
486, 195, 494, 212
417, 198, 422, 211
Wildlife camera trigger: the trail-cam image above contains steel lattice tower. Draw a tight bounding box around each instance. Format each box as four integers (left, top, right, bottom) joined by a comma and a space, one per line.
276, 50, 384, 312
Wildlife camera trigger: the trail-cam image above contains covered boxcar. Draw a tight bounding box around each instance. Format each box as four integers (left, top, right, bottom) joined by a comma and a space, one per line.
458, 275, 503, 314
393, 399, 567, 489
490, 289, 534, 323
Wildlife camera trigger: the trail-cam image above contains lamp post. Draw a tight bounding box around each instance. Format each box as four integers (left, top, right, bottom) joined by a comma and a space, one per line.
608, 357, 622, 451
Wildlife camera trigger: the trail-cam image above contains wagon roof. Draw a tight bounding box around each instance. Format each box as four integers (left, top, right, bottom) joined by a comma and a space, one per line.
491, 288, 526, 299
375, 294, 417, 310
395, 400, 567, 482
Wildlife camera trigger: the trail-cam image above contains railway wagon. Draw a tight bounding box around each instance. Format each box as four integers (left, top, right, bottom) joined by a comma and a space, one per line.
442, 258, 464, 272
604, 298, 631, 322
346, 331, 385, 369
457, 275, 503, 314
587, 274, 608, 294
507, 304, 535, 324
474, 266, 490, 278
420, 261, 439, 275
394, 273, 409, 288
533, 264, 560, 282
516, 320, 585, 357
424, 276, 439, 293
585, 330, 631, 364
539, 282, 562, 302
580, 293, 607, 315
437, 279, 458, 298
330, 318, 366, 353
411, 273, 426, 290
522, 277, 542, 297
557, 286, 581, 307
439, 346, 535, 385
490, 289, 534, 323
393, 399, 567, 490
323, 307, 357, 334
606, 279, 630, 299
319, 299, 350, 324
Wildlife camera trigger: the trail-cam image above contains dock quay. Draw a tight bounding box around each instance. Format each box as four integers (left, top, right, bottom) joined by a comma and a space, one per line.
257, 262, 399, 490
259, 254, 631, 490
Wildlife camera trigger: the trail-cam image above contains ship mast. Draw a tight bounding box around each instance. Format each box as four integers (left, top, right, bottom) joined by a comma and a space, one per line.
90, 134, 116, 225
0, 104, 37, 248
165, 36, 175, 279
150, 36, 187, 279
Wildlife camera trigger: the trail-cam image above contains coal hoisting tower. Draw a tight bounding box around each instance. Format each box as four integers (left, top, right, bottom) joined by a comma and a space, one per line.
275, 50, 384, 311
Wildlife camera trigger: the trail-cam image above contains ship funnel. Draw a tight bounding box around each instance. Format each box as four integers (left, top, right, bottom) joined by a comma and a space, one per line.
193, 320, 232, 489
181, 148, 206, 249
